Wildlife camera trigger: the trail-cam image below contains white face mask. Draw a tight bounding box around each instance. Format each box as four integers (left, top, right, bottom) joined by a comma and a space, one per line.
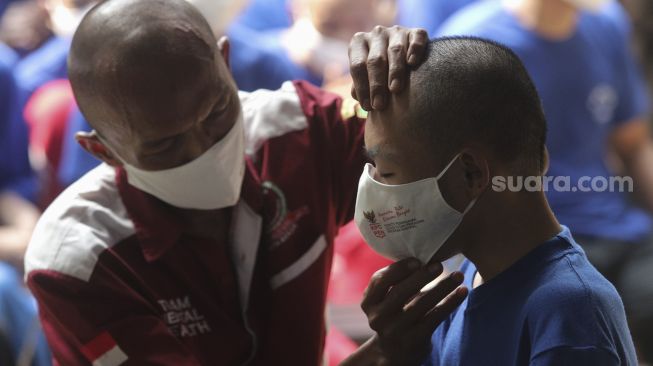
123, 113, 246, 210
354, 155, 476, 264
564, 0, 609, 11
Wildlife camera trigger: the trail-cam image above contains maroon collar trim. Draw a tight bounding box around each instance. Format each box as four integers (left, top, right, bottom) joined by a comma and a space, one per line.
114, 158, 264, 262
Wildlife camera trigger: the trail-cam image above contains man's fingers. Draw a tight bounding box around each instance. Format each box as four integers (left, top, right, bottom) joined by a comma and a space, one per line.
418, 285, 469, 336
403, 271, 465, 324
349, 31, 371, 110
365, 26, 390, 110
361, 258, 421, 312
380, 263, 444, 315
387, 27, 409, 93
366, 263, 444, 333
407, 28, 428, 66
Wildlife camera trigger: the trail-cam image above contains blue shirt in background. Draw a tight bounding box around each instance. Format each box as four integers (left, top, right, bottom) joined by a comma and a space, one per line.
396, 0, 479, 35
14, 36, 70, 104
438, 1, 651, 242
0, 43, 18, 67
228, 23, 322, 92
0, 46, 36, 201
231, 0, 290, 32
58, 106, 99, 187
426, 227, 637, 366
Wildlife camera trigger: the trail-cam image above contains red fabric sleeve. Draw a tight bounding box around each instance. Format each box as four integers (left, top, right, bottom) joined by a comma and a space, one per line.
292, 81, 367, 227
27, 270, 201, 366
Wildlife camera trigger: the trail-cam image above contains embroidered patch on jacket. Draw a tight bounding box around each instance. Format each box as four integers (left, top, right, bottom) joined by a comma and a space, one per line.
263, 181, 310, 248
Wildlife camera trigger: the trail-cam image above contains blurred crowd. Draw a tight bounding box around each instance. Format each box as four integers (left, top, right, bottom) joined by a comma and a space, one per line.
1, 0, 653, 365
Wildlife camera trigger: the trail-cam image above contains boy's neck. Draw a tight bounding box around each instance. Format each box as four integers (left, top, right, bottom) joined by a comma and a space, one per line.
464, 192, 561, 285
506, 0, 579, 40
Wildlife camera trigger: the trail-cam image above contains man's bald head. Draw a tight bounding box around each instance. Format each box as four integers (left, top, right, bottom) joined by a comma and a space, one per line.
69, 0, 230, 142
69, 0, 241, 171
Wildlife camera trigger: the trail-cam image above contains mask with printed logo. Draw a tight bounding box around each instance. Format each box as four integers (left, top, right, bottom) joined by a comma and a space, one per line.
354, 154, 476, 264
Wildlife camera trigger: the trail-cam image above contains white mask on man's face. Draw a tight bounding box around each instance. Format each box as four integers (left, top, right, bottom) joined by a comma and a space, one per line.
121, 113, 246, 210
564, 0, 609, 11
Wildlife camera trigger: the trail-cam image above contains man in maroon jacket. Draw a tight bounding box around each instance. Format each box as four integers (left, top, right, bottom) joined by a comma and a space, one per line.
23, 0, 458, 365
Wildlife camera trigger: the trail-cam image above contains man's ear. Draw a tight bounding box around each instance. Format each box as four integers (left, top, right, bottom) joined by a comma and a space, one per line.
460, 150, 490, 197
75, 131, 123, 167
217, 36, 231, 70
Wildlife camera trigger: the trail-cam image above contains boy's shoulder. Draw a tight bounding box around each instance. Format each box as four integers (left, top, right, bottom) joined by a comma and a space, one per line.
523, 234, 631, 357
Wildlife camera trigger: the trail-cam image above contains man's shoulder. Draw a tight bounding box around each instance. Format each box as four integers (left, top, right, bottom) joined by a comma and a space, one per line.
25, 164, 136, 282
240, 81, 344, 156
523, 244, 633, 359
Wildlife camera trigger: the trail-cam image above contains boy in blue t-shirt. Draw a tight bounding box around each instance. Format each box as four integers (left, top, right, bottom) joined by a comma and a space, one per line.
349, 36, 637, 366
437, 0, 653, 361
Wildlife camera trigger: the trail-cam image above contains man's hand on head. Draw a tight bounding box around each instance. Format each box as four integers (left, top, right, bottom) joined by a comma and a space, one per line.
360, 258, 467, 366
348, 26, 429, 111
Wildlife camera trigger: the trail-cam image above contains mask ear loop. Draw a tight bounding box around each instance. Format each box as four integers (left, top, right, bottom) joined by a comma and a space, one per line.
435, 153, 462, 180
462, 158, 492, 215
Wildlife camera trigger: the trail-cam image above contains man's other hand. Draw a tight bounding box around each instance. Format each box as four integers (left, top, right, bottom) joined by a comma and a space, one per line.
361, 258, 468, 366
348, 26, 428, 111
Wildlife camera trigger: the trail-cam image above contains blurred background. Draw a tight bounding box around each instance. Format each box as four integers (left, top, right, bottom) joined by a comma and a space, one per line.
0, 0, 652, 365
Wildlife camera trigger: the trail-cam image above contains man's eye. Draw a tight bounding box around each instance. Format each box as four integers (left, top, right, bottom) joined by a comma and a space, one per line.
380, 173, 395, 179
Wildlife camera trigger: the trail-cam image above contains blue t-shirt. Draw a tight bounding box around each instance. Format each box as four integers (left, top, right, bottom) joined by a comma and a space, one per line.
14, 36, 70, 103
231, 0, 291, 32
426, 227, 637, 366
228, 23, 322, 92
438, 1, 651, 242
396, 0, 479, 35
0, 47, 36, 201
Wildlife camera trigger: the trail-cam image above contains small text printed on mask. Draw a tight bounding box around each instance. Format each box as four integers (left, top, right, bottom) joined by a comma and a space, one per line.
364, 206, 421, 238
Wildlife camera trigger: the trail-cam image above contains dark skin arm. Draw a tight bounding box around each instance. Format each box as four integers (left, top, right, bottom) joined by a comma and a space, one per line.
340, 259, 468, 366
348, 25, 429, 111
610, 119, 653, 212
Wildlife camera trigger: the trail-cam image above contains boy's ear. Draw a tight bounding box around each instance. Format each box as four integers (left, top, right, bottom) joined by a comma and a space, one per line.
75, 131, 123, 167
460, 150, 490, 195
542, 146, 550, 175
217, 36, 231, 70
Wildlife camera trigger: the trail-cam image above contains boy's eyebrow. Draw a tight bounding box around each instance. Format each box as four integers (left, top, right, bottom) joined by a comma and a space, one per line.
364, 144, 402, 164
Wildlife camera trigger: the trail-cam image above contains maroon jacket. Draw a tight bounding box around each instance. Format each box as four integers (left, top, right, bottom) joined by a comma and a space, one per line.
25, 81, 367, 366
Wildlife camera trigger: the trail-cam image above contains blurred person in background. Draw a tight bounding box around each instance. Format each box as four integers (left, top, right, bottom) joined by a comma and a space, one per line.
13, 0, 94, 101
396, 0, 478, 35
9, 0, 95, 209
623, 0, 653, 122
230, 0, 290, 32
0, 34, 51, 366
439, 0, 653, 362
0, 0, 51, 57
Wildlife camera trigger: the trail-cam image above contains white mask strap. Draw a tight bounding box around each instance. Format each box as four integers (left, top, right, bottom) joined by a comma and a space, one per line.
435, 153, 461, 180
462, 197, 478, 215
